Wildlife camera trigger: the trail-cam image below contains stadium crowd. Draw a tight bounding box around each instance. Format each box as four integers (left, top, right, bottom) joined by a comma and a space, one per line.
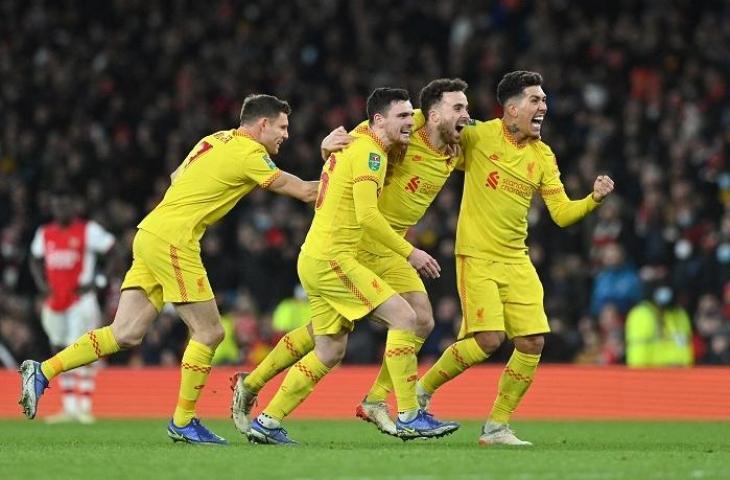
1, 0, 729, 367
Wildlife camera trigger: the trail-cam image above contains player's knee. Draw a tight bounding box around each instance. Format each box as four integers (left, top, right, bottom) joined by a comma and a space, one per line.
114, 329, 144, 349
513, 334, 545, 355
474, 331, 505, 354
197, 324, 225, 348
315, 343, 346, 367
414, 310, 434, 338
402, 302, 418, 325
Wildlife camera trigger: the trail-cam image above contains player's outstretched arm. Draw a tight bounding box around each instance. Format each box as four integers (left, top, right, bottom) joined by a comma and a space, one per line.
320, 126, 354, 160
267, 171, 319, 203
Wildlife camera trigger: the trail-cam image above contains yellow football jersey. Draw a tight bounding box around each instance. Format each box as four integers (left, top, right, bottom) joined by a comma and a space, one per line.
138, 130, 281, 251
301, 126, 412, 260
356, 123, 462, 256
457, 119, 599, 262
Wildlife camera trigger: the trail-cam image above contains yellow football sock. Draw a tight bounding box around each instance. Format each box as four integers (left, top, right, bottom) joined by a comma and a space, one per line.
41, 327, 120, 381
489, 349, 541, 424
365, 335, 425, 403
173, 340, 214, 427
384, 329, 419, 412
263, 351, 330, 420
245, 325, 314, 392
419, 336, 488, 394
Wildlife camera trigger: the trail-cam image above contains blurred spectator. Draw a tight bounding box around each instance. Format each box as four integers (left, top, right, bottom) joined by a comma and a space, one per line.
271, 284, 311, 335
2, 1, 730, 365
590, 243, 642, 317
625, 284, 693, 367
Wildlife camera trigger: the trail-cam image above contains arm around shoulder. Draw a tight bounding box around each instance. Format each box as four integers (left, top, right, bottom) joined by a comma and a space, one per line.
266, 170, 319, 203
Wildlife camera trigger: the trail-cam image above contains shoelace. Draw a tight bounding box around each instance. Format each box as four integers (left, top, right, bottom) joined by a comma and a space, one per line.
190, 419, 219, 440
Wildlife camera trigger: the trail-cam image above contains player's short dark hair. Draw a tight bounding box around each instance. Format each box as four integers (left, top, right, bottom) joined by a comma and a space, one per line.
496, 71, 543, 106
366, 88, 410, 123
419, 78, 468, 115
239, 94, 291, 125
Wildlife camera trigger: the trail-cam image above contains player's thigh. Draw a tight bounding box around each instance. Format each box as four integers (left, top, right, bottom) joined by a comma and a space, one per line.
455, 255, 505, 339
298, 254, 396, 329
41, 305, 69, 348
357, 250, 426, 295
120, 230, 164, 311
502, 262, 549, 338
133, 229, 214, 305
370, 292, 416, 330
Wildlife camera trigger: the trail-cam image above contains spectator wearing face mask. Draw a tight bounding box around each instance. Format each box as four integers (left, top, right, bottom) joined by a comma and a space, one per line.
625, 283, 693, 367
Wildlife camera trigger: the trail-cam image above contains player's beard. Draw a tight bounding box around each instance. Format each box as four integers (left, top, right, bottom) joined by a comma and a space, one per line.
438, 121, 459, 146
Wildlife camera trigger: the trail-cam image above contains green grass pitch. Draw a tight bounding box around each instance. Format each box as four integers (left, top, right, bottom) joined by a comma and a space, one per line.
1, 419, 727, 480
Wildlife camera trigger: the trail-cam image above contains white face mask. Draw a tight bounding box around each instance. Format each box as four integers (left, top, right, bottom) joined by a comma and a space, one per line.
674, 239, 692, 260
653, 286, 674, 307
717, 243, 730, 264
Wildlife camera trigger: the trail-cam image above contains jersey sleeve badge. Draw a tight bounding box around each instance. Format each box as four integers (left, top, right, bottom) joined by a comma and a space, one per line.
368, 152, 381, 172
262, 153, 277, 170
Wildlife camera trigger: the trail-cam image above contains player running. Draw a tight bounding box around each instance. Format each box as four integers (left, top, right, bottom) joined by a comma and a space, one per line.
19, 94, 319, 445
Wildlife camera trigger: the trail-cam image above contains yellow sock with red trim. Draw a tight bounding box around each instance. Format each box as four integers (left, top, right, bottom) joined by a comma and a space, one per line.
263, 351, 331, 420
383, 329, 420, 413
365, 335, 425, 403
489, 349, 540, 424
244, 325, 314, 392
419, 336, 488, 394
173, 340, 214, 427
41, 327, 120, 381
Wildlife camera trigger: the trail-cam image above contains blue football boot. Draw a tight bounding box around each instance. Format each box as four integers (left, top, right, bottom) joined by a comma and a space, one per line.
167, 418, 228, 445
248, 418, 298, 445
396, 409, 460, 441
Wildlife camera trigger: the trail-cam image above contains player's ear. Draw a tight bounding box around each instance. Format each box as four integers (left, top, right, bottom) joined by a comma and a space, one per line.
372, 112, 384, 127
505, 101, 519, 119
428, 109, 440, 123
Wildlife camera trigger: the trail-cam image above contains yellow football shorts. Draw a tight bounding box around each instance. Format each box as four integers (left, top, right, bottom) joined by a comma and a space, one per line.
356, 249, 426, 294
120, 229, 214, 311
297, 253, 396, 336
455, 254, 549, 339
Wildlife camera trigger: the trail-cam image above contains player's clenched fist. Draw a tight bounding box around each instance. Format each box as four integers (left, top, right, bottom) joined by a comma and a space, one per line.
592, 174, 614, 202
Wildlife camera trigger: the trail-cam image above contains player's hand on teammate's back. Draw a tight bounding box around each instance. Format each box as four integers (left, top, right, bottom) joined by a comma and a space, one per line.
591, 175, 615, 202
444, 143, 461, 159
321, 126, 354, 159
407, 248, 441, 279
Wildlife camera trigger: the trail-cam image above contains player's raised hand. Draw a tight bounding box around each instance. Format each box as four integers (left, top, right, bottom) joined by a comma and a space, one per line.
320, 126, 354, 160
592, 174, 614, 202
407, 248, 441, 279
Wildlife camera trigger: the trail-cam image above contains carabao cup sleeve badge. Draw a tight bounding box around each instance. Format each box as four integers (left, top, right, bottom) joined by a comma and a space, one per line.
368, 153, 381, 172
